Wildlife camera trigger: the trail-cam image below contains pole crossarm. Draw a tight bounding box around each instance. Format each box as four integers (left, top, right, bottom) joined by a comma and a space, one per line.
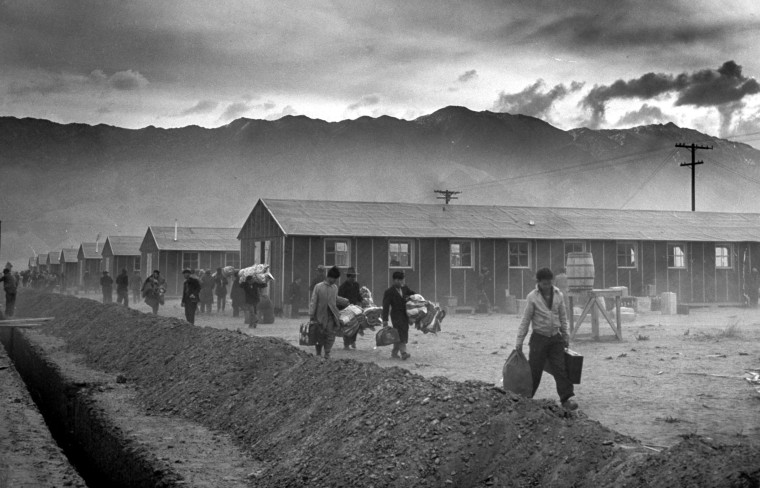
675, 143, 712, 211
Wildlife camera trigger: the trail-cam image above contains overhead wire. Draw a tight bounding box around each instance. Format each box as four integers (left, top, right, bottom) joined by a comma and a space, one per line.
618, 148, 678, 209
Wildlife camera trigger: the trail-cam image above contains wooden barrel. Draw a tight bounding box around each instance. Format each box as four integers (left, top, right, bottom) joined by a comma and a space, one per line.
566, 252, 595, 291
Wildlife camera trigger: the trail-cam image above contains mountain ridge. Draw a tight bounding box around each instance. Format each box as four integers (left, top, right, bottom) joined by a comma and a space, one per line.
2, 106, 759, 268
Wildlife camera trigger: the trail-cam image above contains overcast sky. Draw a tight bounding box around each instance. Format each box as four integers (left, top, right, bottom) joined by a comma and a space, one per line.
2, 0, 760, 144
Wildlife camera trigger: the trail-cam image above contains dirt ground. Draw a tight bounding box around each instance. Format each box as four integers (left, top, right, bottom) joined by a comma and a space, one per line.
122, 293, 760, 448
9, 290, 760, 487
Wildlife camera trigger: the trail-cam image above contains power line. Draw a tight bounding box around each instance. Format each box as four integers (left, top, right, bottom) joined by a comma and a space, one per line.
434, 189, 460, 204
619, 148, 678, 209
454, 143, 675, 192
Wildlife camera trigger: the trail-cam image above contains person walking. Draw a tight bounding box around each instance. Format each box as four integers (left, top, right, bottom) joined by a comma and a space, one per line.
115, 268, 130, 306
338, 267, 362, 349
230, 274, 244, 317
199, 269, 215, 314
141, 270, 166, 315
240, 275, 267, 328
0, 267, 18, 317
477, 266, 492, 314
382, 271, 415, 360
309, 265, 345, 359
286, 276, 303, 318
514, 267, 577, 411
100, 271, 114, 304
181, 269, 201, 325
131, 270, 142, 304
214, 267, 228, 314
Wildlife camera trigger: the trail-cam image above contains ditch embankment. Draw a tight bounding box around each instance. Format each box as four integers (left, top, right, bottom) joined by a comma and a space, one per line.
1, 290, 758, 487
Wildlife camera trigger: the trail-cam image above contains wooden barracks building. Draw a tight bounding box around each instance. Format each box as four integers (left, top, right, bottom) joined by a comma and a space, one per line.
139, 226, 241, 297
238, 199, 760, 310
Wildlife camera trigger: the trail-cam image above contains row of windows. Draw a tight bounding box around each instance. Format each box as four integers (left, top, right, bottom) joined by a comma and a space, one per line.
299, 240, 736, 271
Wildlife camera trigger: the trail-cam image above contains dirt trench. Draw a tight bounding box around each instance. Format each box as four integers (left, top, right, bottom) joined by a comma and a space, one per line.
5, 290, 760, 487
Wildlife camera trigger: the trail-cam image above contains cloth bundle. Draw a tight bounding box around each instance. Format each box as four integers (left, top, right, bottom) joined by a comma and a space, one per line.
404, 294, 445, 334
359, 286, 375, 307
338, 304, 363, 337
406, 294, 427, 320
417, 301, 444, 334
238, 264, 275, 284
362, 306, 383, 329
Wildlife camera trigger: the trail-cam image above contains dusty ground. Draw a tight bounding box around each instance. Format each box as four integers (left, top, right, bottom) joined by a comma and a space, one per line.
122, 293, 760, 448
8, 290, 760, 487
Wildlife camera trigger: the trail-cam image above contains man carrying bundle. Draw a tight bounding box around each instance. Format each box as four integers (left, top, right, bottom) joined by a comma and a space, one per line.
382, 271, 415, 360
514, 267, 577, 410
338, 267, 362, 349
0, 267, 18, 317
309, 265, 346, 359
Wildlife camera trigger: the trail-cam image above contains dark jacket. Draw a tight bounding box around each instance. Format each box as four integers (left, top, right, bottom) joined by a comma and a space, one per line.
100, 275, 114, 289
230, 279, 244, 307
214, 275, 228, 297
115, 273, 130, 292
241, 280, 266, 306
382, 285, 416, 327
338, 280, 362, 305
182, 276, 202, 306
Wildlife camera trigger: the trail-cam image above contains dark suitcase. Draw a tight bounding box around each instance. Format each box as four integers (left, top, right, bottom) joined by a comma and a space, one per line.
564, 349, 584, 384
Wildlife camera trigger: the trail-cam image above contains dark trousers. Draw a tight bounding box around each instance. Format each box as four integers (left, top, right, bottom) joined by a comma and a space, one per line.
217, 296, 226, 312
315, 316, 337, 357
185, 302, 198, 325
5, 292, 15, 317
232, 305, 240, 317
102, 288, 113, 304
117, 290, 129, 306
343, 330, 358, 347
528, 333, 574, 402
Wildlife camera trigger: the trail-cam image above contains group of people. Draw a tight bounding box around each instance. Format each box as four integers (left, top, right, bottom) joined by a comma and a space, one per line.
307, 265, 415, 361
1, 263, 19, 317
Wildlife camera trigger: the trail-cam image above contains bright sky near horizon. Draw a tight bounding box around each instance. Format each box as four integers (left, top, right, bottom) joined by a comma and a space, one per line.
2, 0, 760, 146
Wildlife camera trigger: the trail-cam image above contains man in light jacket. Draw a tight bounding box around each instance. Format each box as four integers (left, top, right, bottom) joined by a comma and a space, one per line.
309, 265, 348, 359
515, 267, 577, 410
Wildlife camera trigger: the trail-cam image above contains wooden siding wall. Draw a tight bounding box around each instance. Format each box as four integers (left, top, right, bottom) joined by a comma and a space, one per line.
77, 259, 102, 287
246, 216, 756, 308
61, 262, 79, 291
108, 256, 140, 278
239, 201, 285, 304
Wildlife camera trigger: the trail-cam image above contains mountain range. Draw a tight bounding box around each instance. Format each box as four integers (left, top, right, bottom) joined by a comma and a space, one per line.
2, 105, 759, 268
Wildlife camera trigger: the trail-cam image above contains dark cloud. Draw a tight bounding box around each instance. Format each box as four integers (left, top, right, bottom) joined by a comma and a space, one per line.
7, 69, 148, 97
616, 103, 669, 127
582, 61, 760, 128
457, 70, 478, 83
492, 79, 583, 118
179, 100, 219, 117
348, 94, 380, 111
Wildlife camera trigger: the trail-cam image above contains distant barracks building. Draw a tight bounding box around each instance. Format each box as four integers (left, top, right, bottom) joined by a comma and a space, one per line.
239, 198, 760, 310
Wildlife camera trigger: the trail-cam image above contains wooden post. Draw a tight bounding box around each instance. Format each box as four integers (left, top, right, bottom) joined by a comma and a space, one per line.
591, 297, 600, 340
615, 295, 622, 339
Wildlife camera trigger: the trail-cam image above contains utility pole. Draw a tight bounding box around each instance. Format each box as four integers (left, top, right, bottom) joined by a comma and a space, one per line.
675, 143, 712, 211
434, 189, 461, 204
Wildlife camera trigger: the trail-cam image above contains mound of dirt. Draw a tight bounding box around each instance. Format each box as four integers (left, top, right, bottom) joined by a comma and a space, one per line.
14, 291, 760, 487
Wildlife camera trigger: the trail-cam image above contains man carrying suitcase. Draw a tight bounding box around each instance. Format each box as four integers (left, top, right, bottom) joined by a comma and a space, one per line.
514, 267, 578, 410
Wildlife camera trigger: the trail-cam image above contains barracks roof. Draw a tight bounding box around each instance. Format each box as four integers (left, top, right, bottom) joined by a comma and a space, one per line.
78, 242, 102, 260
102, 236, 142, 257
142, 226, 240, 252
59, 249, 79, 263
253, 198, 760, 242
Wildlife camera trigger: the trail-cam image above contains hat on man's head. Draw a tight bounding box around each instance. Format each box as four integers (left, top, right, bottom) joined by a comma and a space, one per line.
327, 265, 341, 279
5, 262, 12, 269
182, 268, 192, 274
346, 267, 358, 277
392, 271, 405, 280
102, 270, 108, 274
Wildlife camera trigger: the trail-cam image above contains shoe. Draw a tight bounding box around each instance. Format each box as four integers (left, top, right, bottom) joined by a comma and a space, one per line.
344, 345, 351, 350
350, 343, 356, 349
561, 398, 578, 411
401, 352, 411, 360
324, 354, 330, 360
391, 353, 400, 359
